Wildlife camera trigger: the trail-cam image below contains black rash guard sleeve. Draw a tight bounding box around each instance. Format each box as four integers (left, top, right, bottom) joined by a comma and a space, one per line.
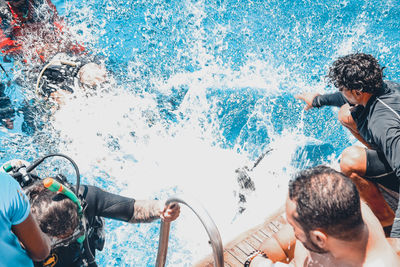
312, 92, 347, 108
83, 185, 135, 223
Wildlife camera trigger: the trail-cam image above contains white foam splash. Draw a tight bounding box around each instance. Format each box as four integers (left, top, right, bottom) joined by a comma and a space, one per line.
46, 53, 315, 264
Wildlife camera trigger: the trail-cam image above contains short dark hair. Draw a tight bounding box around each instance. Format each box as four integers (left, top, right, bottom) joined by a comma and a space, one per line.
327, 53, 384, 94
288, 166, 364, 241
25, 181, 79, 237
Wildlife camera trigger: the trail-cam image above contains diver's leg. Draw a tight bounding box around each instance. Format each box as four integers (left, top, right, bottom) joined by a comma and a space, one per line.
340, 146, 395, 227
338, 104, 372, 149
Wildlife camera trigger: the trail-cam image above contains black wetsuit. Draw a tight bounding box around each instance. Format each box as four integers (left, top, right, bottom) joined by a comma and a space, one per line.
35, 185, 135, 267
312, 80, 400, 237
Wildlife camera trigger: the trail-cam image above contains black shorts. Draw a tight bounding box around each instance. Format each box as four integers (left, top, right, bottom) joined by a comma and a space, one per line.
365, 148, 399, 192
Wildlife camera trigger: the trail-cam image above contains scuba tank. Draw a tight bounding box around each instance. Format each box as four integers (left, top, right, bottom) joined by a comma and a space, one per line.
2, 153, 104, 267
35, 57, 81, 98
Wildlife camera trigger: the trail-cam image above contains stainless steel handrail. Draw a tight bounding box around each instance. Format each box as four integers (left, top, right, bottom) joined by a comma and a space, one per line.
155, 195, 224, 267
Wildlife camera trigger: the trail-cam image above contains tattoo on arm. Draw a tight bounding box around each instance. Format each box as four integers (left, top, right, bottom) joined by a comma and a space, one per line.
129, 200, 161, 223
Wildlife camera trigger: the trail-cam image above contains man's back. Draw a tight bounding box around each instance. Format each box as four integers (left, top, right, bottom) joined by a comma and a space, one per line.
362, 203, 400, 266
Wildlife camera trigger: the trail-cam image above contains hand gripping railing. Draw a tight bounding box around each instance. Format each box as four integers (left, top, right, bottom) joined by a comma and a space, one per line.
155, 195, 224, 267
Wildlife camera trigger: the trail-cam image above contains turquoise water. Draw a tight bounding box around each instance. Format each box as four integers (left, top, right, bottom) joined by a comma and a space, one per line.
1, 0, 400, 266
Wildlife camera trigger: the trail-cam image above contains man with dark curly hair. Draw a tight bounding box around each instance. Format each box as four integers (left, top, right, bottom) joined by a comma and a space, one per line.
295, 53, 400, 238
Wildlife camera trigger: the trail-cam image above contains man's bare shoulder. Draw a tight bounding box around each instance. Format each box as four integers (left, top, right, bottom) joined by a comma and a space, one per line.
362, 203, 400, 266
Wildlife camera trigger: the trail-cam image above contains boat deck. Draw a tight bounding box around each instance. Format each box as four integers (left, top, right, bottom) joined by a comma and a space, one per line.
194, 206, 287, 267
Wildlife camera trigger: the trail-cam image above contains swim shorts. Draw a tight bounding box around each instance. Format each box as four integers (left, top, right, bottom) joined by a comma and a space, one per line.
365, 148, 399, 192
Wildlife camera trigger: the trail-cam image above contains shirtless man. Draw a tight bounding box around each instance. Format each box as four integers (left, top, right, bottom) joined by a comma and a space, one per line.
247, 166, 400, 267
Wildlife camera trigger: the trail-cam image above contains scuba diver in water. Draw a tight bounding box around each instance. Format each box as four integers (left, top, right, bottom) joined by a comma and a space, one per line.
295, 53, 400, 237
18, 57, 108, 134
0, 0, 107, 134
2, 154, 180, 267
0, 58, 107, 134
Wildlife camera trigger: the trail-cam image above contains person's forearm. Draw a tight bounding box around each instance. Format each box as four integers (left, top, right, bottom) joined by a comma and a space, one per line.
312, 92, 347, 108
129, 200, 161, 223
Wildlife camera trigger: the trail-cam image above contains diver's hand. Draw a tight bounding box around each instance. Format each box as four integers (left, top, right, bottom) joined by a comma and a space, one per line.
294, 92, 320, 111
160, 202, 180, 222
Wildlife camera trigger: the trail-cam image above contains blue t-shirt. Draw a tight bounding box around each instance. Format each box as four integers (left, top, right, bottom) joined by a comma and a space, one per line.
0, 172, 33, 267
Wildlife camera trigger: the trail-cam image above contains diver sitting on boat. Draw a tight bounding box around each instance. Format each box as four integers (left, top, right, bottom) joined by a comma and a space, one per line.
295, 53, 400, 236
246, 166, 400, 267
2, 154, 180, 267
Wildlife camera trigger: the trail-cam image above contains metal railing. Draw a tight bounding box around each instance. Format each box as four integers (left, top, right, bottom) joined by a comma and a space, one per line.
155, 195, 224, 267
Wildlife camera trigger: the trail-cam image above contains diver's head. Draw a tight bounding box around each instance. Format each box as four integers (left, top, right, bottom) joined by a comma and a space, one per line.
328, 53, 384, 95
78, 63, 107, 89
25, 180, 80, 245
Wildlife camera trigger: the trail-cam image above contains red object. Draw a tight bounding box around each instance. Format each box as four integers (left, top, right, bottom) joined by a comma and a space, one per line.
0, 0, 85, 63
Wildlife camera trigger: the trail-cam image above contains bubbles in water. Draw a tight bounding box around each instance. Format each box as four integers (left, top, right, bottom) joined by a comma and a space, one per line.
1, 0, 399, 265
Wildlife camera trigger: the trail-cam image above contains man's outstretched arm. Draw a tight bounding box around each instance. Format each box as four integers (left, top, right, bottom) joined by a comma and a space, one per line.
85, 185, 180, 223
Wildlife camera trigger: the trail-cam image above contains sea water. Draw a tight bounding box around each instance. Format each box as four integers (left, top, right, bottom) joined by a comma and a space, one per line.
1, 0, 399, 266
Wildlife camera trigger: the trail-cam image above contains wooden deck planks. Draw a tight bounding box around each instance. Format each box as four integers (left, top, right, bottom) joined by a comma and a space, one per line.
227, 246, 248, 264
194, 206, 286, 267
223, 251, 242, 266
236, 241, 256, 255
243, 236, 262, 249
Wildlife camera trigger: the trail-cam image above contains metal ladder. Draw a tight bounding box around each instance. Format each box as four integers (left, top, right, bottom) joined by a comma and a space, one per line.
155, 195, 224, 267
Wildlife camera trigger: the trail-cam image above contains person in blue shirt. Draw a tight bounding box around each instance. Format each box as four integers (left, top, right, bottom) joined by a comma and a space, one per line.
0, 171, 51, 266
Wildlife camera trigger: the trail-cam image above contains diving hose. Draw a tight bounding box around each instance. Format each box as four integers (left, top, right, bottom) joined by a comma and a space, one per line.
25, 153, 81, 195
43, 177, 83, 215
3, 153, 97, 266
